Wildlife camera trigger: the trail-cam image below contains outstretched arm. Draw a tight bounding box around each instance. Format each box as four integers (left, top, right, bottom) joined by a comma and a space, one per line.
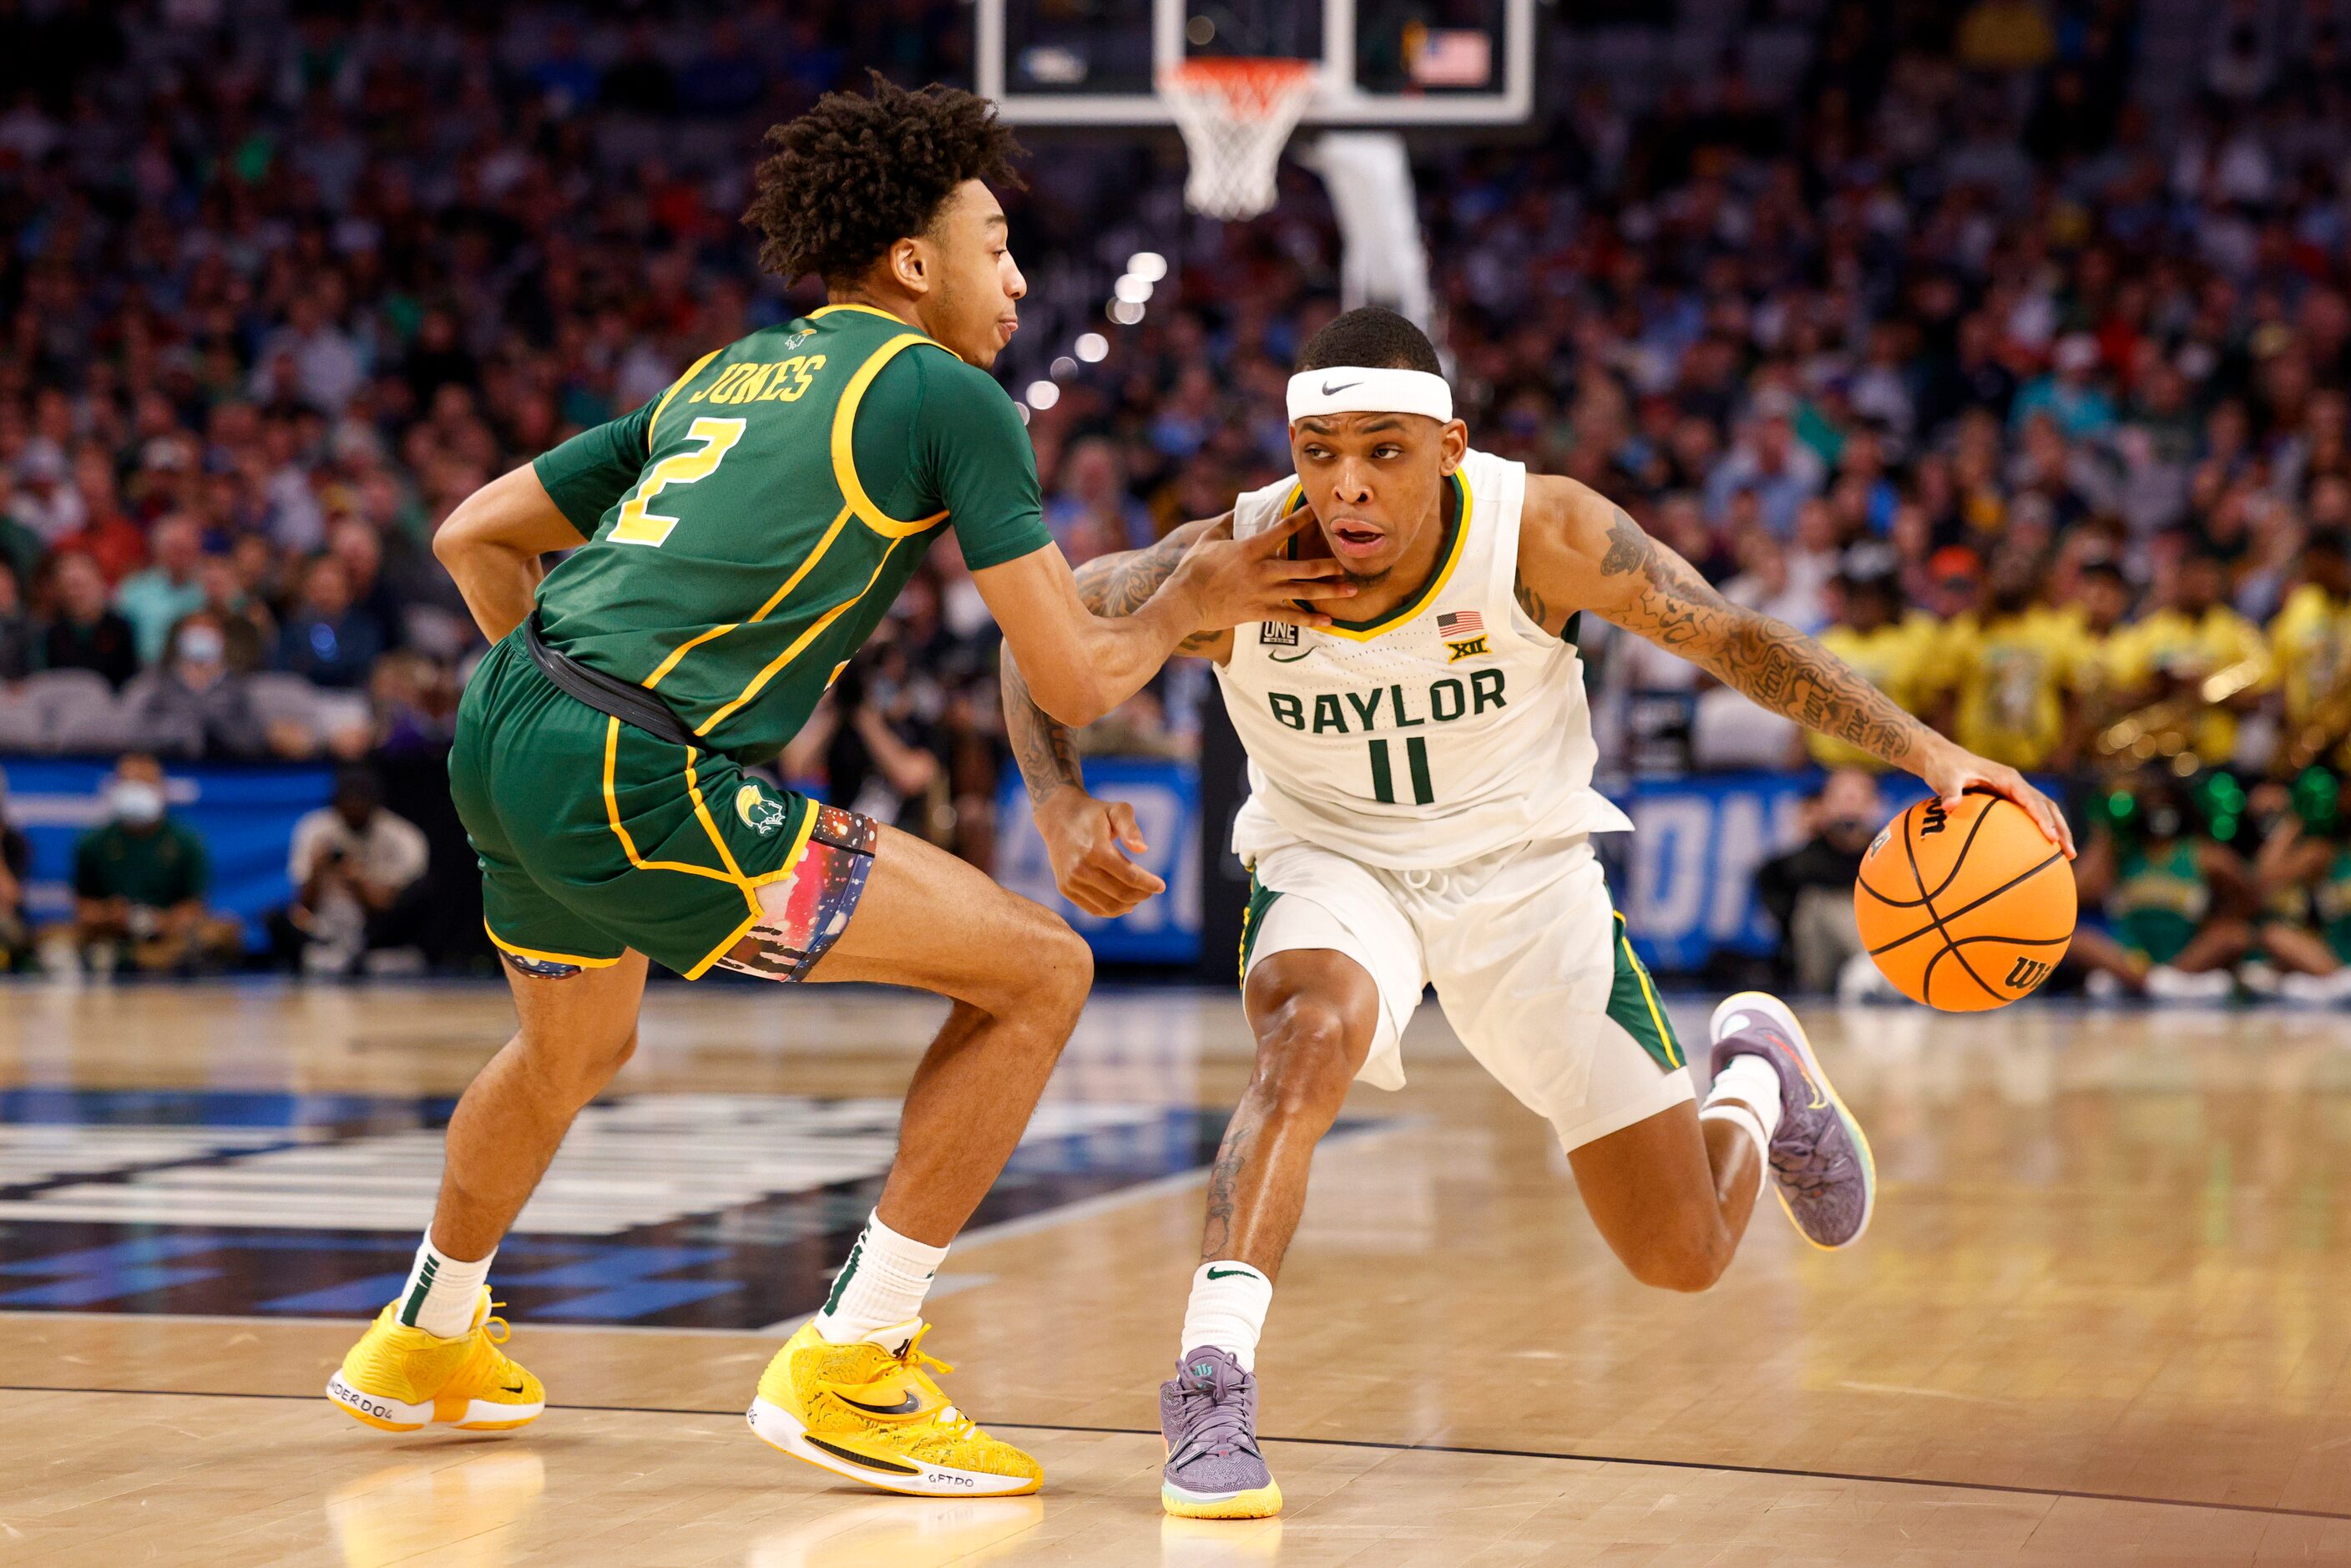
1002, 519, 1234, 916
978, 506, 1339, 729
1519, 474, 2075, 855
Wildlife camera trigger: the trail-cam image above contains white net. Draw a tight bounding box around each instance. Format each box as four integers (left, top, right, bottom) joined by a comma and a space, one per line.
1159, 59, 1321, 220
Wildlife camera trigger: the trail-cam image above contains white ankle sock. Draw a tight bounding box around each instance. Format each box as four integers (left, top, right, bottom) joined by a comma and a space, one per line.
814, 1211, 948, 1343
1179, 1261, 1273, 1372
397, 1231, 493, 1339
1701, 1052, 1785, 1192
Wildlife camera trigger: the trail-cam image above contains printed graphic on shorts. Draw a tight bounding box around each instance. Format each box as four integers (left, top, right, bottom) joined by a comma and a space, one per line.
716, 807, 877, 982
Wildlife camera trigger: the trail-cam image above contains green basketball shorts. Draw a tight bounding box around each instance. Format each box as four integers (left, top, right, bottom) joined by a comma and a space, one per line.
449, 634, 877, 981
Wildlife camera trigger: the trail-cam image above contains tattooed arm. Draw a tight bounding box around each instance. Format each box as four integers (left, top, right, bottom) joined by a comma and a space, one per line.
1518, 474, 2075, 853
1001, 518, 1240, 916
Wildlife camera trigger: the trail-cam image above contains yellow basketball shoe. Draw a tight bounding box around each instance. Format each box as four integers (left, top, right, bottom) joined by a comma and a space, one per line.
748, 1319, 1042, 1497
326, 1289, 545, 1433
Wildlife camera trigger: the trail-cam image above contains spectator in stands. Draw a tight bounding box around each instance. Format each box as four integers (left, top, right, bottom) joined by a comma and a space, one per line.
273, 554, 382, 689
2268, 531, 2351, 771
122, 611, 290, 761
51, 752, 240, 975
2106, 546, 2272, 770
40, 550, 139, 690
0, 766, 28, 971
1045, 438, 1154, 561
114, 515, 208, 667
1809, 552, 1935, 772
1941, 565, 2094, 771
1755, 769, 1889, 999
2070, 775, 2254, 1000
273, 766, 430, 976
0, 559, 32, 683
2246, 774, 2351, 1005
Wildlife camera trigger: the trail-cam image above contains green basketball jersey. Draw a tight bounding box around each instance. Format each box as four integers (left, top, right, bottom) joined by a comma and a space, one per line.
2313, 846, 2351, 959
528, 303, 1048, 763
2111, 842, 2206, 964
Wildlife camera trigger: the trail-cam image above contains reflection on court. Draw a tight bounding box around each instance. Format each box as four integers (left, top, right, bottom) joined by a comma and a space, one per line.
8, 982, 2351, 1562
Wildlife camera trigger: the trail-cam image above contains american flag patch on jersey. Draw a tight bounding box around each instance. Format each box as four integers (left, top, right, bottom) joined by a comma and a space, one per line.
1438, 609, 1484, 638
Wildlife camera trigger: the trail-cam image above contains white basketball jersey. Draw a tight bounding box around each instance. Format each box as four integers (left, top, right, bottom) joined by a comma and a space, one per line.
1215, 448, 1632, 871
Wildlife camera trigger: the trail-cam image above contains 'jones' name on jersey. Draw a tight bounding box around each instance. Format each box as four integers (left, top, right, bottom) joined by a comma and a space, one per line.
1264, 669, 1509, 736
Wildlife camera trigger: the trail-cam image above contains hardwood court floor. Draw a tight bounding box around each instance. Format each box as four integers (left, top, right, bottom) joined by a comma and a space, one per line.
7, 981, 2351, 1564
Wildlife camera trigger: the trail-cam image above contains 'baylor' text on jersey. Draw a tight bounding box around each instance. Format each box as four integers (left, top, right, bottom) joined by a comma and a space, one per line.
1214, 449, 1632, 870
528, 303, 1049, 764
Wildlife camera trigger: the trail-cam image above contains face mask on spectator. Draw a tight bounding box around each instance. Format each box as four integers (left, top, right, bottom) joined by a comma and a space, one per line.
109, 781, 164, 825
179, 626, 225, 665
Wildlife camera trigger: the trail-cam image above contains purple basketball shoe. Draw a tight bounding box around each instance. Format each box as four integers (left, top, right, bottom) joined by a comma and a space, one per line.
1709, 991, 1877, 1248
1160, 1346, 1282, 1519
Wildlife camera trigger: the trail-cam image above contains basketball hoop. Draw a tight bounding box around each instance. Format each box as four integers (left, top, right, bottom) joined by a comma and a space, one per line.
1159, 58, 1321, 220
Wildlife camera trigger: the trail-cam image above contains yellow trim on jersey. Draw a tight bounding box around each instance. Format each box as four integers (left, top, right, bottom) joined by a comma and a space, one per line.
693, 536, 913, 738
832, 334, 953, 539
683, 798, 822, 980
483, 923, 621, 969
640, 504, 857, 691
1290, 468, 1474, 643
646, 348, 726, 449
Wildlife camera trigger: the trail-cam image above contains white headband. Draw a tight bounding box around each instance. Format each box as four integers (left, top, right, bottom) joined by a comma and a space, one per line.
1287, 366, 1454, 425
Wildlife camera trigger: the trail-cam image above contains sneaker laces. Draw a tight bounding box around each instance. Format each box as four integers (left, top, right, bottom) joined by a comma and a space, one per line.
817, 1323, 978, 1441
1170, 1360, 1259, 1464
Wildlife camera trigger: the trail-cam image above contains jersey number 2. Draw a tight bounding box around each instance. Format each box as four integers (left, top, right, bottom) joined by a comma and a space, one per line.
610, 417, 746, 548
1368, 736, 1433, 805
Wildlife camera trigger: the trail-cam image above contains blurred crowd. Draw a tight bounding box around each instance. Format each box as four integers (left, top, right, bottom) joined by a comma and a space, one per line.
13, 1, 2351, 984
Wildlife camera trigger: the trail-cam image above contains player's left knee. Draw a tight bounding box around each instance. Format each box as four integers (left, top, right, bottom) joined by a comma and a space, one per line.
1625, 1232, 1731, 1294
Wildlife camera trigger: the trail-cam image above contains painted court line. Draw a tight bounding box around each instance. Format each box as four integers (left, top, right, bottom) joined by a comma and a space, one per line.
3, 1383, 2343, 1525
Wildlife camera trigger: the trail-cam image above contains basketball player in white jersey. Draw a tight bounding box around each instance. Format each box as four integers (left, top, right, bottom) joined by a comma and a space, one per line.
1002, 307, 2074, 1520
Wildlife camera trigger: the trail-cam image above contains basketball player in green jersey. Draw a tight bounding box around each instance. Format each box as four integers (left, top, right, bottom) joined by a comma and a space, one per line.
324, 78, 1348, 1498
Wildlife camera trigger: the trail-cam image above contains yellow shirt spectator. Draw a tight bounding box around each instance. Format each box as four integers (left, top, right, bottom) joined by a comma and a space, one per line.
2106, 604, 2273, 767
1809, 614, 1940, 769
2270, 583, 2351, 764
1947, 607, 2094, 769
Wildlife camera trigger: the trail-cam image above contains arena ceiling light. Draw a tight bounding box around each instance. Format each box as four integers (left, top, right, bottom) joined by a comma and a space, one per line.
1126, 251, 1168, 282
1050, 355, 1078, 379
1075, 332, 1109, 362
1108, 299, 1145, 326
1113, 274, 1153, 304
1025, 380, 1061, 410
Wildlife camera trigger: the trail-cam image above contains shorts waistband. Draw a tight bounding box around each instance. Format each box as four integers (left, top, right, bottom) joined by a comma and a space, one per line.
519, 613, 702, 751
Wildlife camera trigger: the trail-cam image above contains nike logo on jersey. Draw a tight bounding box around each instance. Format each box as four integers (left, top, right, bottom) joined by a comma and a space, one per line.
1320, 378, 1362, 395
1267, 646, 1316, 664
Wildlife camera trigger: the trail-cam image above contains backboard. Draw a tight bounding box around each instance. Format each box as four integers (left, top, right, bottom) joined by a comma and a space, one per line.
974, 0, 1534, 126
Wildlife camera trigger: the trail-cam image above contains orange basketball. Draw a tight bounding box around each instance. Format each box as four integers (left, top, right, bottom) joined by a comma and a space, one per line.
1853, 792, 2076, 1011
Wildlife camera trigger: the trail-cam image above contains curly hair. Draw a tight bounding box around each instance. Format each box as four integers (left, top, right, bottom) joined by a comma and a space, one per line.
743, 74, 1026, 287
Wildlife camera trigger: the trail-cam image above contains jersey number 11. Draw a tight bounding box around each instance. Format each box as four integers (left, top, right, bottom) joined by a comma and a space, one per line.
1368, 737, 1433, 805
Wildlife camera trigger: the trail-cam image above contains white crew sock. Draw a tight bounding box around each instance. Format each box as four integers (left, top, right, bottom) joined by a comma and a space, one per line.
396, 1231, 494, 1339
1179, 1261, 1274, 1372
814, 1211, 949, 1343
1700, 1052, 1786, 1196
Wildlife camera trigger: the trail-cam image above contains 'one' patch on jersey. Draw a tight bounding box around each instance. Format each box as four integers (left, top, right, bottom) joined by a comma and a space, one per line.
1260, 622, 1299, 647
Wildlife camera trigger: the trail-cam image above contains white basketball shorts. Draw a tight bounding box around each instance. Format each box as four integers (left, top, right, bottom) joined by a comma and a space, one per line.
1237, 832, 1696, 1151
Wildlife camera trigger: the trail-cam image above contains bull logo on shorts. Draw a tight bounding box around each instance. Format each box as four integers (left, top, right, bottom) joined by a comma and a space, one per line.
736, 784, 787, 836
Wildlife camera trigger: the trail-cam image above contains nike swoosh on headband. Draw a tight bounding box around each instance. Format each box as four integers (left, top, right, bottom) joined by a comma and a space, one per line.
1319, 379, 1361, 395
